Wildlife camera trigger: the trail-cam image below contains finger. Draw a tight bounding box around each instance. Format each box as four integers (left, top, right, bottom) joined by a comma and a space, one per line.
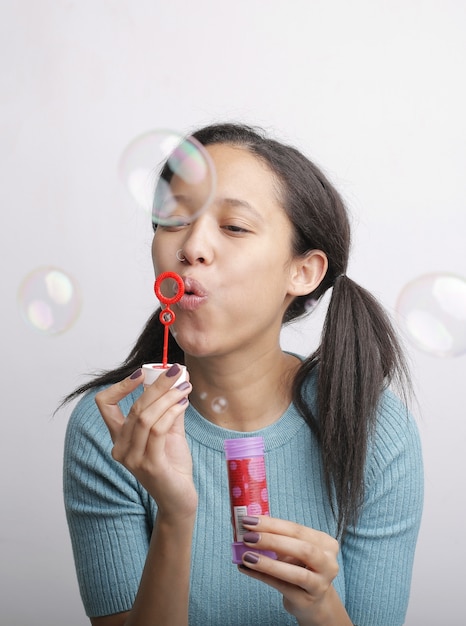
95, 368, 144, 441
143, 401, 190, 462
242, 531, 335, 577
239, 551, 328, 600
242, 515, 338, 554
119, 384, 191, 463
115, 364, 189, 451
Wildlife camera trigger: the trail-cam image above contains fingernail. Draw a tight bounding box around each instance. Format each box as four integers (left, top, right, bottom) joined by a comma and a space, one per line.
176, 381, 190, 391
177, 397, 189, 406
243, 552, 260, 565
242, 516, 259, 526
243, 532, 260, 544
130, 368, 142, 379
166, 364, 180, 377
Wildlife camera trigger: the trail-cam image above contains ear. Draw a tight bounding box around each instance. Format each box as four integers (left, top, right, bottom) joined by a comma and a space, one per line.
287, 250, 328, 297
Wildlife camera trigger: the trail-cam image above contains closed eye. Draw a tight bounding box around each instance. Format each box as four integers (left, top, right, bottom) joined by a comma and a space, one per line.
156, 218, 192, 231
222, 224, 250, 234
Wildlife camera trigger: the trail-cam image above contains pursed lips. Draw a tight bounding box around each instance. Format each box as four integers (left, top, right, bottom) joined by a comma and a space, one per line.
176, 276, 208, 311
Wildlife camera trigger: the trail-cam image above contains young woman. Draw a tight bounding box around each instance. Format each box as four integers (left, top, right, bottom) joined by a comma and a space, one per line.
63, 123, 423, 626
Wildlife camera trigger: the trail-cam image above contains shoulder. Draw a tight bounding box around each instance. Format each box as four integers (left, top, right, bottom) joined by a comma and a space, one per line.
296, 368, 423, 481
366, 387, 424, 487
373, 388, 421, 451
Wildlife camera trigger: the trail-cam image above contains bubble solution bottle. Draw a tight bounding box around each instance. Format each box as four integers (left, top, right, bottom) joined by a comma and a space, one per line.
224, 436, 277, 564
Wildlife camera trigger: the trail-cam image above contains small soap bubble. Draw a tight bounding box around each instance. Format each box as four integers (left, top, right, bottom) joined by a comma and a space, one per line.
304, 298, 318, 313
211, 396, 228, 414
118, 129, 216, 227
199, 391, 208, 400
396, 273, 466, 357
17, 267, 82, 335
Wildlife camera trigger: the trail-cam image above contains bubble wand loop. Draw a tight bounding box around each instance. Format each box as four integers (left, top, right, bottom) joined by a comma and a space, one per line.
154, 272, 185, 368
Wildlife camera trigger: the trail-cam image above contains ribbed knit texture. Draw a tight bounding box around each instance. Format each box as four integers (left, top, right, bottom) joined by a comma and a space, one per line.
63, 380, 423, 625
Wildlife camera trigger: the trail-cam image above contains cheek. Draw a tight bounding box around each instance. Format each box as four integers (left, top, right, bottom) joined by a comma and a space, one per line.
151, 236, 157, 261
245, 255, 291, 290
228, 263, 290, 313
151, 234, 167, 273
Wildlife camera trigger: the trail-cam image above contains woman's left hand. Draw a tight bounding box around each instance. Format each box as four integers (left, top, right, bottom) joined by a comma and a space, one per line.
238, 516, 350, 626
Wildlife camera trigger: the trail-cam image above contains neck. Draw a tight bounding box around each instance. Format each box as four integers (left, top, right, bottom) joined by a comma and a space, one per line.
185, 347, 301, 431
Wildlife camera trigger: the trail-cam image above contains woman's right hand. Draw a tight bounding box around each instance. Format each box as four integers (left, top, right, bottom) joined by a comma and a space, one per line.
95, 364, 197, 520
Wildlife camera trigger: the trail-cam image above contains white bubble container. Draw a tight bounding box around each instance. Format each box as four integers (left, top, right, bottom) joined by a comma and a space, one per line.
142, 363, 187, 389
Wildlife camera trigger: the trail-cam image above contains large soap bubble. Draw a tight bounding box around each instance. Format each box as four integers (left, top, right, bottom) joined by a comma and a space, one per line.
17, 267, 82, 335
118, 129, 216, 227
396, 273, 466, 357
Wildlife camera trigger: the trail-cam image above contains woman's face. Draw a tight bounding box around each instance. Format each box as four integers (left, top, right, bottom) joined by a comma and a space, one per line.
151, 143, 304, 359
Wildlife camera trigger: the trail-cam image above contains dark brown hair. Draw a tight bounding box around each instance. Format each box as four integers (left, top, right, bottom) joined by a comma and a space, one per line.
62, 123, 410, 536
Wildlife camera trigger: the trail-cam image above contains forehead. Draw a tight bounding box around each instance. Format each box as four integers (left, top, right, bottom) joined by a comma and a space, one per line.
204, 143, 283, 206
164, 141, 290, 230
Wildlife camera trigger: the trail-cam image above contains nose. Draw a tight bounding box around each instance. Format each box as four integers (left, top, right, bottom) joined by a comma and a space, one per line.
181, 216, 214, 265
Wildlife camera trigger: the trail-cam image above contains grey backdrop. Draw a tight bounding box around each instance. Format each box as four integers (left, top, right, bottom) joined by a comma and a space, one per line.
2, 1, 465, 624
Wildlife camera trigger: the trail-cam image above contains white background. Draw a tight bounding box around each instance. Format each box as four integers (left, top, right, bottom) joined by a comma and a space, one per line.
1, 1, 465, 624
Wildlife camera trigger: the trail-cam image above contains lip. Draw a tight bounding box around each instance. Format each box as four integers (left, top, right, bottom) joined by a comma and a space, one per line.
177, 276, 208, 311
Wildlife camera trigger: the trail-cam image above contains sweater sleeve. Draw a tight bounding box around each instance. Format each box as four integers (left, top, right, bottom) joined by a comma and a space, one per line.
63, 387, 153, 618
341, 390, 424, 626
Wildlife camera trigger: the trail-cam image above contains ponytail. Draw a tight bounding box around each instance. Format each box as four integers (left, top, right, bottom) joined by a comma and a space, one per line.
293, 275, 411, 536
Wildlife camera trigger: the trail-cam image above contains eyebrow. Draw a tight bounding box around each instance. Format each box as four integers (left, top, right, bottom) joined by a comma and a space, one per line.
221, 197, 265, 222
169, 194, 266, 223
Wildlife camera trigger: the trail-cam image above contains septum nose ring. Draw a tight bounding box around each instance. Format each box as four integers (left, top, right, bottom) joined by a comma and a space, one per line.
176, 249, 186, 262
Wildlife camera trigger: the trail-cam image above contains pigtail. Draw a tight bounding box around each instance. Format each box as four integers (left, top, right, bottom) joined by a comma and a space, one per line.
294, 276, 411, 536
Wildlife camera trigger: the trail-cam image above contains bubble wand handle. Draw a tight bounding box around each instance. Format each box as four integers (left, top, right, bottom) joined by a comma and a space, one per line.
154, 272, 185, 368
162, 323, 170, 367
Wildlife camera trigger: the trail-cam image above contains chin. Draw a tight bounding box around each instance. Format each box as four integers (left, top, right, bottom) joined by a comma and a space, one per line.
173, 334, 214, 359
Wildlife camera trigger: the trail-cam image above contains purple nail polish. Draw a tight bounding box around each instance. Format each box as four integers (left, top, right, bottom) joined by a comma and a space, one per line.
243, 552, 260, 565
242, 516, 259, 526
243, 532, 260, 544
176, 381, 190, 391
130, 368, 142, 380
166, 363, 180, 377
177, 397, 189, 406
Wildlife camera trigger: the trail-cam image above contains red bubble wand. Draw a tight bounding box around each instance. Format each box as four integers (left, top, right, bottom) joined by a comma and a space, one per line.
154, 271, 185, 368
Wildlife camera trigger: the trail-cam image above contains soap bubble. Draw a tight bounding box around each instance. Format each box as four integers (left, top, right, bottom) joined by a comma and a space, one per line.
396, 273, 466, 357
211, 396, 228, 413
304, 298, 318, 313
18, 267, 82, 335
118, 129, 216, 227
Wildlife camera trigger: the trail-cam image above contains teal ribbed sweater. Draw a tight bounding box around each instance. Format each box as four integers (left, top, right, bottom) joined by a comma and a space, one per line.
63, 378, 423, 625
